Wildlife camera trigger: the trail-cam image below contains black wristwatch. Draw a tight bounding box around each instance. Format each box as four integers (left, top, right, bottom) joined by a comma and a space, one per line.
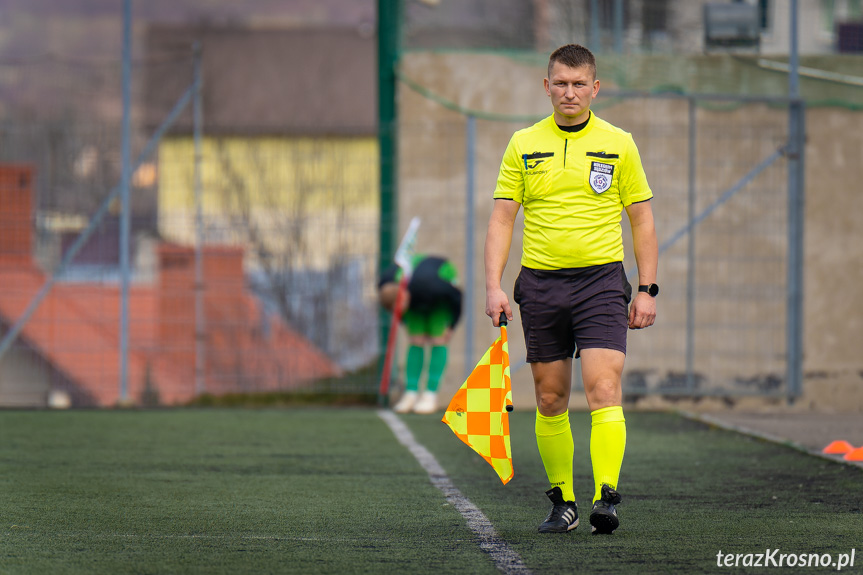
638, 283, 659, 297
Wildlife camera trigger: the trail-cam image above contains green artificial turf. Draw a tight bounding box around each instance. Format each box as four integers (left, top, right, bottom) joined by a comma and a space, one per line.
407, 410, 863, 574
1, 409, 861, 574
0, 409, 493, 575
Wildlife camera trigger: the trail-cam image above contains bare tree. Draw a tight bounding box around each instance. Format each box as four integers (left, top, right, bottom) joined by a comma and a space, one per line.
209, 138, 378, 369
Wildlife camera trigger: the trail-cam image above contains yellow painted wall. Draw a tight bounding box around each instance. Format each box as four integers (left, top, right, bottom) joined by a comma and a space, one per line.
157, 135, 379, 269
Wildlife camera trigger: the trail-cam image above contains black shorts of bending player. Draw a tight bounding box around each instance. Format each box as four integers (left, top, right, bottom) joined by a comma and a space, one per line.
513, 262, 630, 363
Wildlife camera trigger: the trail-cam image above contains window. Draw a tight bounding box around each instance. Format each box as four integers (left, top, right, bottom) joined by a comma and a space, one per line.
643, 0, 670, 33
758, 0, 771, 30
588, 0, 630, 31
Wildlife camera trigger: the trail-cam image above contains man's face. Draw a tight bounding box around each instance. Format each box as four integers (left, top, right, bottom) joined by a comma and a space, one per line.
544, 62, 599, 125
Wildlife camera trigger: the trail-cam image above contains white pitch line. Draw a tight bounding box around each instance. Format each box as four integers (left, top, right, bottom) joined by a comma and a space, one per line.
377, 410, 531, 575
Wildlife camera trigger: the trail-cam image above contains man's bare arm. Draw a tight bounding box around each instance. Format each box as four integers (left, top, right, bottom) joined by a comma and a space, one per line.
485, 199, 520, 326
625, 199, 658, 329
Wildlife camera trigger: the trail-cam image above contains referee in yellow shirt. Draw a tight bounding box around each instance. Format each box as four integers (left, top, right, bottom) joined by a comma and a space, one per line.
485, 44, 658, 535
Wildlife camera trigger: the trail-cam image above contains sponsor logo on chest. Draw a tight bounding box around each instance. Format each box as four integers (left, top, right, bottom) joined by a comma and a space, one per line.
522, 151, 554, 173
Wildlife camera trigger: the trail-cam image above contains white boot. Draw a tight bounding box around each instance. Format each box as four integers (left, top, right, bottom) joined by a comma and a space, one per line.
412, 391, 438, 414
393, 391, 418, 414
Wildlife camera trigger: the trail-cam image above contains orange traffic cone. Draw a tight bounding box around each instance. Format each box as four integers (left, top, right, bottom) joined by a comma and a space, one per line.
844, 447, 863, 461
822, 440, 855, 455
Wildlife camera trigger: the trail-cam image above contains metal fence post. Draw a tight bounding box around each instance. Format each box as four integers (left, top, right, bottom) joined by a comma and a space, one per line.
787, 99, 805, 402
119, 0, 132, 403
614, 0, 624, 54
377, 0, 402, 395
787, 0, 805, 402
686, 96, 697, 391
193, 42, 206, 396
590, 0, 600, 53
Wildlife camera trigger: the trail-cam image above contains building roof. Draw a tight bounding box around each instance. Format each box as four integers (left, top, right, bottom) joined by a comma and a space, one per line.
0, 260, 342, 407
144, 25, 377, 136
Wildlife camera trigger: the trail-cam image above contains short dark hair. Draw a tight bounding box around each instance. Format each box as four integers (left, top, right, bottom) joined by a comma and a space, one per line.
548, 44, 596, 79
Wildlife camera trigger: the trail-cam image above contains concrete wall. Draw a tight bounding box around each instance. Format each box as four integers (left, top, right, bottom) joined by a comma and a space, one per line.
396, 51, 863, 412
799, 107, 863, 410
0, 344, 51, 407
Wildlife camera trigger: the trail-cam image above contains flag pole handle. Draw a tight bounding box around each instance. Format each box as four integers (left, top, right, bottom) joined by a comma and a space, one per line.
379, 276, 408, 406
498, 312, 513, 412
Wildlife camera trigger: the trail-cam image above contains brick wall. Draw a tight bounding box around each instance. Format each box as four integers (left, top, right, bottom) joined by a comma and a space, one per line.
156, 244, 246, 390
0, 165, 34, 267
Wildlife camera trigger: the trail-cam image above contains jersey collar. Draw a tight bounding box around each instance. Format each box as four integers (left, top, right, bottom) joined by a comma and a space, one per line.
549, 111, 594, 138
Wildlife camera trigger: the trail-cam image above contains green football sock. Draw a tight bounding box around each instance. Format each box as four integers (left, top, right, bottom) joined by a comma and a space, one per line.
535, 410, 575, 502
405, 345, 424, 392
426, 345, 447, 393
590, 406, 626, 502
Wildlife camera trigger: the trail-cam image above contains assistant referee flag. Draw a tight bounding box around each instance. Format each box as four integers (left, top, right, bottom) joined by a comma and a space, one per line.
442, 315, 514, 484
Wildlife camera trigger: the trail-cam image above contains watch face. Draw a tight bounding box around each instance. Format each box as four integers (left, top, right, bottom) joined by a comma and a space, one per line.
648, 283, 659, 297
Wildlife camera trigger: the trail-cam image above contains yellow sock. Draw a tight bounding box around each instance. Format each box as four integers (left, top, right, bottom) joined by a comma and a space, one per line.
535, 410, 575, 502
590, 406, 626, 503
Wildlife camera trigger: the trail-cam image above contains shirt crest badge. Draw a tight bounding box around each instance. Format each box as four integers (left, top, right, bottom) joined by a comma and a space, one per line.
589, 161, 614, 194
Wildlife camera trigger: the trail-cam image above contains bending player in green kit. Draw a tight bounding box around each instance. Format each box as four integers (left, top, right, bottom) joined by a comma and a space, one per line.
379, 254, 462, 414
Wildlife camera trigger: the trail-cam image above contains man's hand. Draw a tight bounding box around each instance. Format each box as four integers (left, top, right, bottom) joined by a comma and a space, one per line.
486, 288, 513, 327
628, 291, 656, 329
484, 199, 520, 328
378, 282, 409, 313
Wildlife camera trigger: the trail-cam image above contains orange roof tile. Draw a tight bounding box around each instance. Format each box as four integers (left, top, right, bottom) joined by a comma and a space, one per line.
0, 261, 341, 407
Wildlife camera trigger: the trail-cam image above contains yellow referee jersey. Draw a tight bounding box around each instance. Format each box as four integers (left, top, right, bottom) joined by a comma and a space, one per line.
493, 113, 653, 270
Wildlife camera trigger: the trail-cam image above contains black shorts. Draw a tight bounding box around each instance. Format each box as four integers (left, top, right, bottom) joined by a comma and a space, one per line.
513, 262, 630, 363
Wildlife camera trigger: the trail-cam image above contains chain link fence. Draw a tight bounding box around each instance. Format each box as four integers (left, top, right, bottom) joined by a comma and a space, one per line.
0, 86, 807, 407
0, 105, 383, 408
395, 90, 798, 405
8, 0, 863, 407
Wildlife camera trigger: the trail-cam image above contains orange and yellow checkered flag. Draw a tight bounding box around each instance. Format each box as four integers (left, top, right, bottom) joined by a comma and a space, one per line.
442, 315, 514, 484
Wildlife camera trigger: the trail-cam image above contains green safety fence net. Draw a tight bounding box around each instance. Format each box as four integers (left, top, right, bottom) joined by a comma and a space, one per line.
397, 50, 863, 120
